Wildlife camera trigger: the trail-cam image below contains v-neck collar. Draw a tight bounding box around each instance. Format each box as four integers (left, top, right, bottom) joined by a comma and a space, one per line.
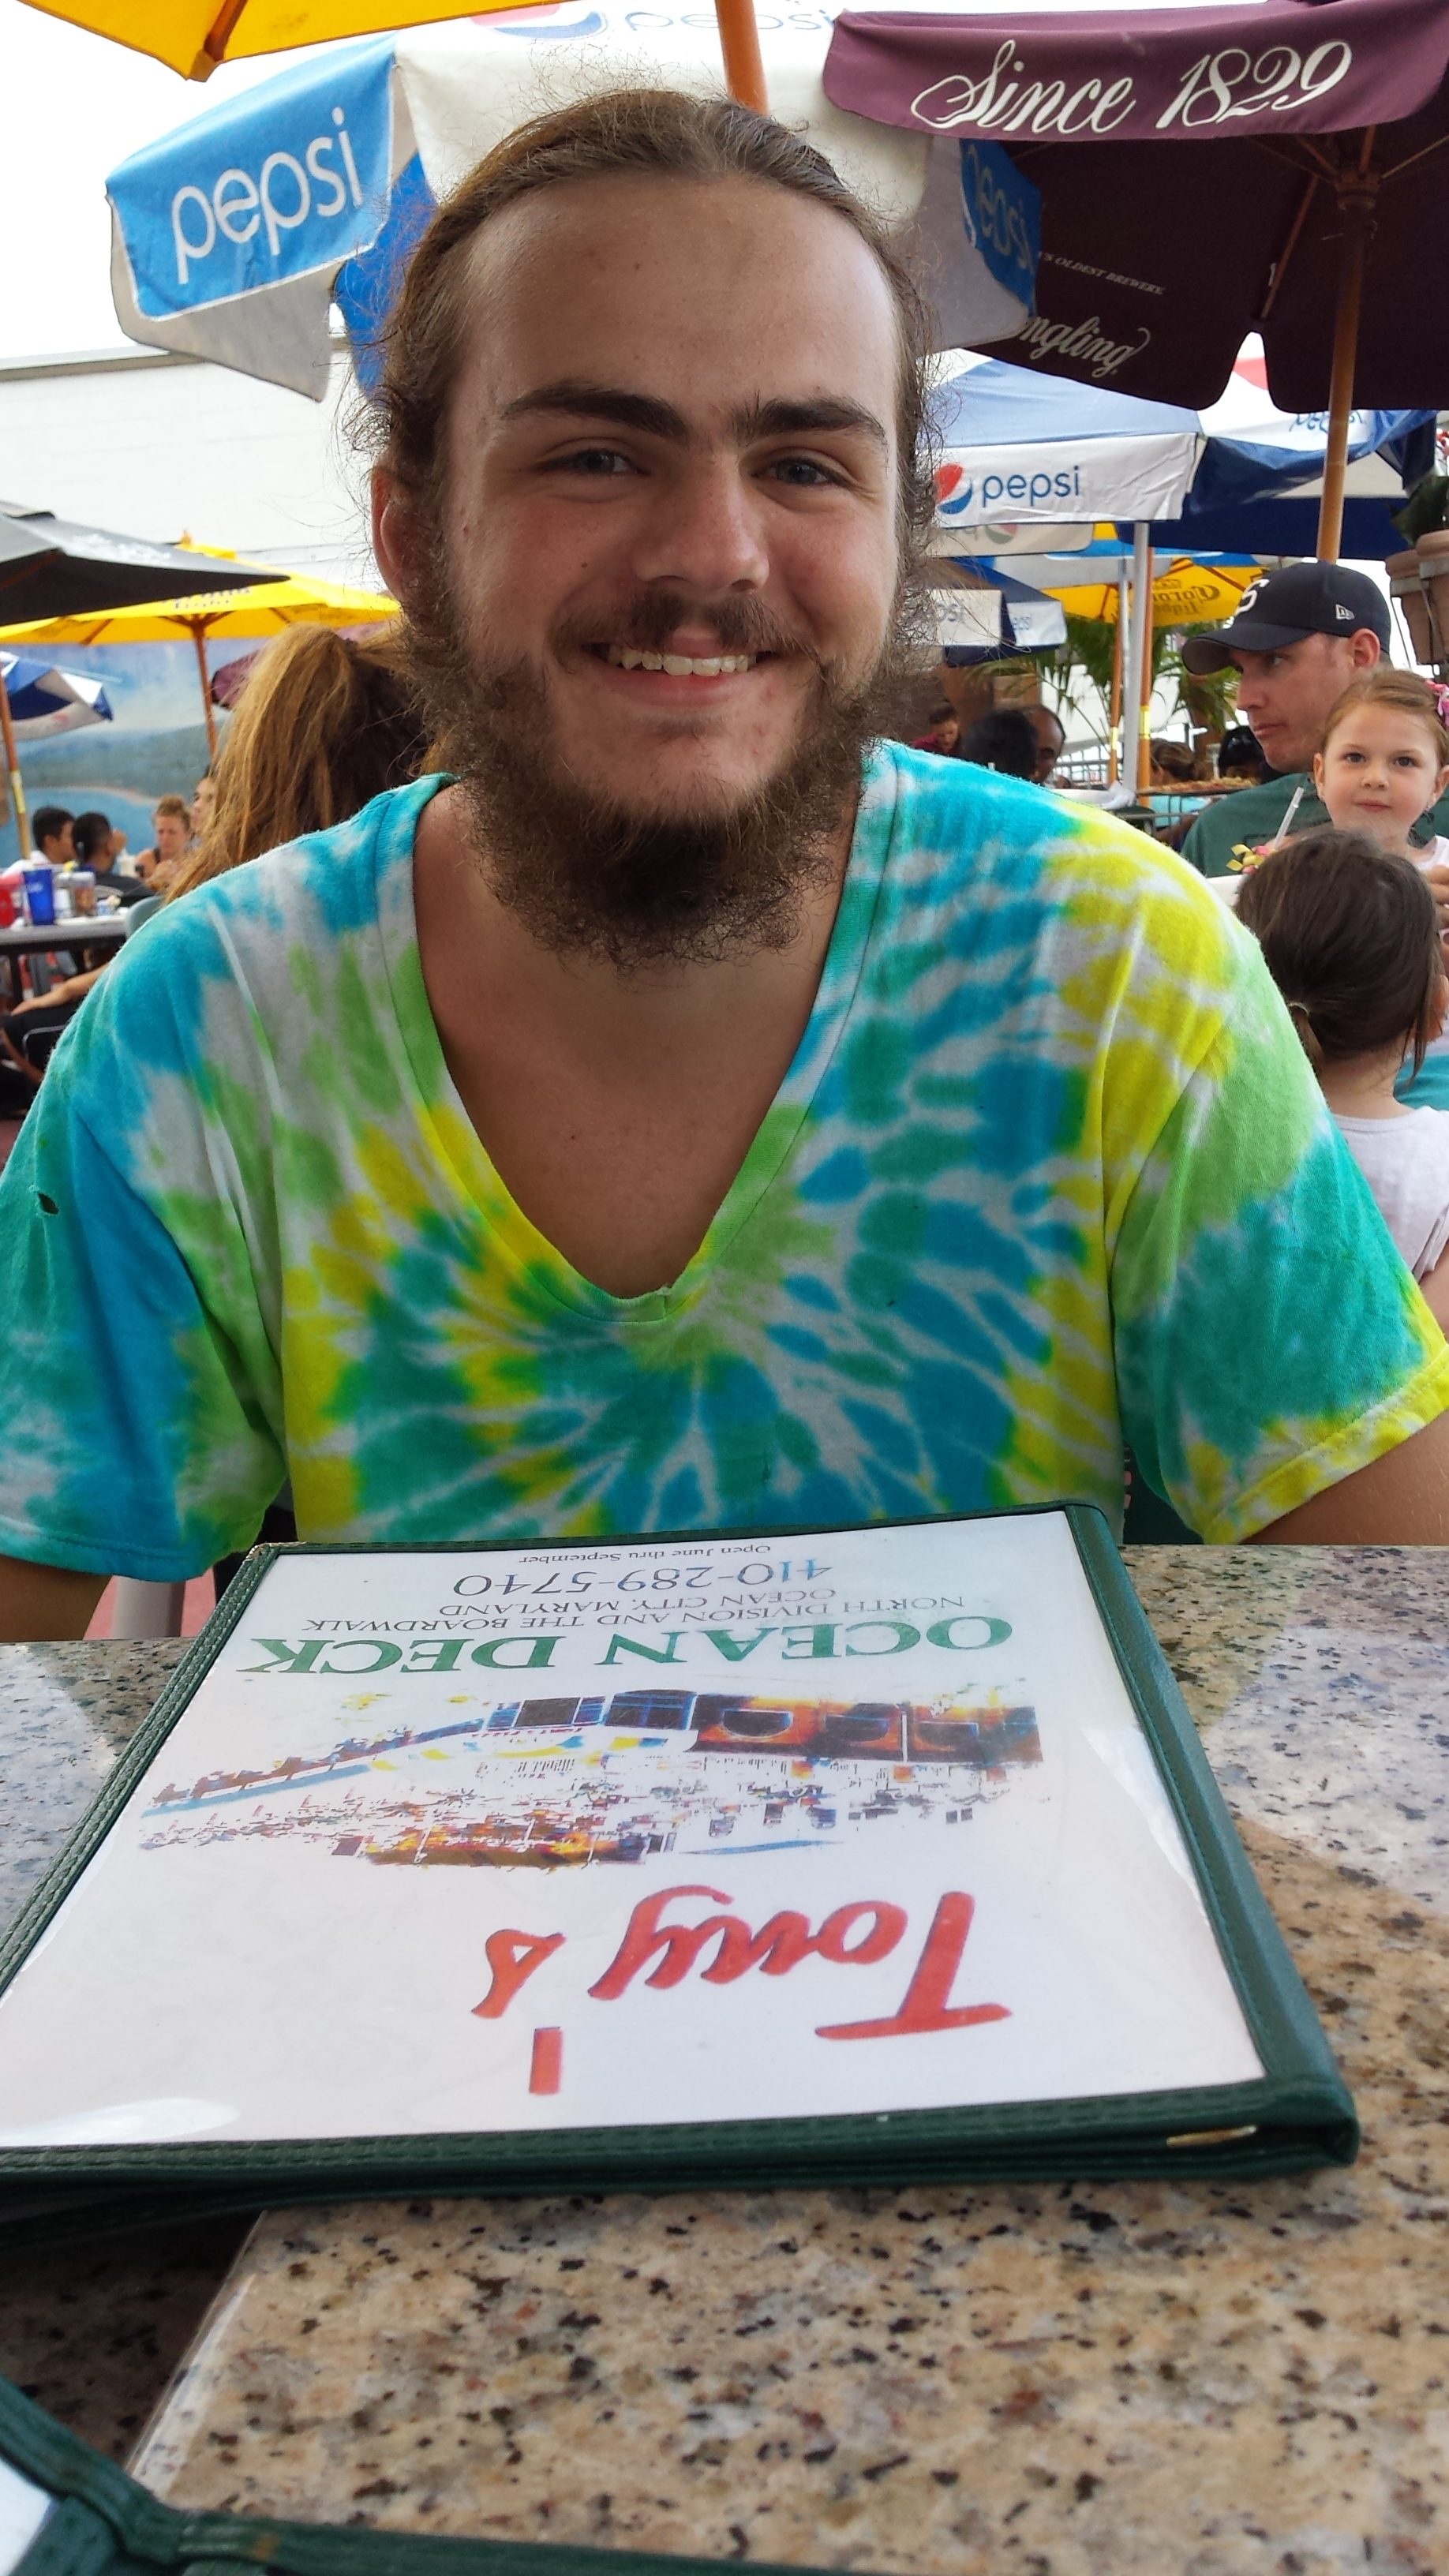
379, 754, 898, 1326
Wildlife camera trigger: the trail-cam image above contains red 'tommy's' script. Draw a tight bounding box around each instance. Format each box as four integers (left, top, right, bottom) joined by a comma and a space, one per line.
472, 1888, 1008, 2040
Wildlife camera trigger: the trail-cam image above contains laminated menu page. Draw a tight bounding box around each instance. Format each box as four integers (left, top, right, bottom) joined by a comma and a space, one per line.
0, 1507, 1355, 2211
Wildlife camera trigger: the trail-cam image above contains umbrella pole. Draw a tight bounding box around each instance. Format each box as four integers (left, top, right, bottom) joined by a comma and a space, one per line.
190, 623, 220, 762
1316, 230, 1365, 563
1107, 575, 1125, 785
0, 668, 27, 862
713, 0, 769, 111
1125, 524, 1154, 799
1137, 580, 1156, 799
1317, 147, 1375, 564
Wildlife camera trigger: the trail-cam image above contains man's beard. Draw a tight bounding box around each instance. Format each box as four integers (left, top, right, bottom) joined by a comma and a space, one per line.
402, 554, 922, 969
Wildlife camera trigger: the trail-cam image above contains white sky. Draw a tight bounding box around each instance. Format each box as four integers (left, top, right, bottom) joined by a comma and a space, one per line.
0, 1, 333, 357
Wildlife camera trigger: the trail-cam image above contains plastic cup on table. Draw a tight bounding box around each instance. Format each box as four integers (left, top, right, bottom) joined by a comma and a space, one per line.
21, 867, 54, 927
69, 871, 96, 918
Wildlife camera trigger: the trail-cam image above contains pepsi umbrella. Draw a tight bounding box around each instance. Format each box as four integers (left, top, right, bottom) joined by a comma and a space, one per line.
930, 564, 1068, 661
929, 353, 1201, 540
103, 4, 1040, 402
825, 0, 1449, 556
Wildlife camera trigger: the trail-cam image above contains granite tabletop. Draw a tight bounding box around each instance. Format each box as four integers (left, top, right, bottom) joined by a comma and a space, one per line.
2, 1556, 1446, 2573
0, 1641, 255, 2461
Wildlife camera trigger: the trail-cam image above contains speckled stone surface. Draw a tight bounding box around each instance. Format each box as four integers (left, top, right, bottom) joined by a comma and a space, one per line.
120, 1548, 1449, 2575
0, 1640, 250, 2458
0, 1640, 185, 1932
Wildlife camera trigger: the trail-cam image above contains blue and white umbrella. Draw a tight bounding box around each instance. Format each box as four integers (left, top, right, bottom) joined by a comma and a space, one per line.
930, 567, 1066, 662
1158, 356, 1434, 557
930, 350, 1429, 560
0, 652, 113, 742
106, 2, 1040, 402
930, 355, 1202, 544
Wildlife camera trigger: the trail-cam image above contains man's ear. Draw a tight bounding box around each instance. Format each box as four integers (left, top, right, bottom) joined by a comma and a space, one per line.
1348, 627, 1383, 672
373, 469, 426, 609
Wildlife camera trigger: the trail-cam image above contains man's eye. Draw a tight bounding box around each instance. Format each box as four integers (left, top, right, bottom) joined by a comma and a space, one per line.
556, 447, 634, 476
769, 457, 841, 487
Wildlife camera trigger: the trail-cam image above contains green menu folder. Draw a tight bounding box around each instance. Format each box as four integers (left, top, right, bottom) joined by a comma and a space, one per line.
0, 1507, 1354, 2219
0, 2374, 818, 2576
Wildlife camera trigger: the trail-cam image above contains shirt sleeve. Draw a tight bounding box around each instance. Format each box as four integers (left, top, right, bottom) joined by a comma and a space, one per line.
0, 1021, 286, 1583
1108, 915, 1449, 1541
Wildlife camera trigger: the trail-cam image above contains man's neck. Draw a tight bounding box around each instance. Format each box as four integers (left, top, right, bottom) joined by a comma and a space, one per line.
410, 782, 856, 1297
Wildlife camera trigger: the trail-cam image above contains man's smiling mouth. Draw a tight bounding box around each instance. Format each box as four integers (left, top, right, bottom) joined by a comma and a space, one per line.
601, 645, 759, 676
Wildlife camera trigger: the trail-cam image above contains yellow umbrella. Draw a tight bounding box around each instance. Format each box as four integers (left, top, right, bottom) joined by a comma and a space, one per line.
23, 0, 556, 81
0, 575, 397, 761
1049, 558, 1262, 628
21, 0, 769, 102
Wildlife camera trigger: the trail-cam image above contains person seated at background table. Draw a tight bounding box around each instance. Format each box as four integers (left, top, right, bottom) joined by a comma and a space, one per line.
28, 806, 73, 870
960, 706, 1039, 779
4, 808, 75, 997
189, 773, 215, 842
0, 634, 426, 1106
168, 622, 428, 900
131, 796, 193, 893
0, 964, 103, 1085
2, 816, 133, 1080
1150, 738, 1199, 787
1179, 564, 1449, 878
69, 811, 150, 910
1216, 723, 1271, 786
0, 89, 1446, 1644
911, 699, 958, 757
1023, 701, 1065, 784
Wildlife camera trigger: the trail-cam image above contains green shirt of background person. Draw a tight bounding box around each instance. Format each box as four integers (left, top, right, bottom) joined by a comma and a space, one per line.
1180, 564, 1449, 877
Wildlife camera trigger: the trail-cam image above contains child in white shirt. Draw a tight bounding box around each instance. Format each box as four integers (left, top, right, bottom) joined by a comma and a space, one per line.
1237, 826, 1449, 1324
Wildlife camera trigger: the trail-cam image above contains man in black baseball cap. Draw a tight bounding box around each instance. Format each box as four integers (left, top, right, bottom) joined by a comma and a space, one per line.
1178, 564, 1449, 876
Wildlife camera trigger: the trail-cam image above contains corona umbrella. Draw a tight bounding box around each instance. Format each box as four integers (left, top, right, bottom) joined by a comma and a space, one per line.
0, 575, 396, 762
1038, 549, 1262, 627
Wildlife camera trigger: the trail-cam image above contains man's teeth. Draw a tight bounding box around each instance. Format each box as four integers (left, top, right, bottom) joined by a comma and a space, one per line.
605, 646, 755, 675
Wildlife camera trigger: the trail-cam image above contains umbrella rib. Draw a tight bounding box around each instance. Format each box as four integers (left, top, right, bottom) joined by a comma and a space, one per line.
1379, 129, 1449, 185
197, 0, 251, 73
1254, 167, 1319, 324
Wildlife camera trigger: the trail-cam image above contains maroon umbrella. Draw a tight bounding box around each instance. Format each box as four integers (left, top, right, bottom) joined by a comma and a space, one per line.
824, 0, 1449, 555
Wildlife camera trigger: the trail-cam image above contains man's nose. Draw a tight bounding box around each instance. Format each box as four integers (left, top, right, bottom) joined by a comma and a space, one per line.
630, 459, 769, 595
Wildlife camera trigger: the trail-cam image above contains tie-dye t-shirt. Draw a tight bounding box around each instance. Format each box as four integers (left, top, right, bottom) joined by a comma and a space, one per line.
2, 751, 1444, 1580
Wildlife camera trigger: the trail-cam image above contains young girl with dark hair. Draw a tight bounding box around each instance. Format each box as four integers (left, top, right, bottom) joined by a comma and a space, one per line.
1237, 828, 1449, 1320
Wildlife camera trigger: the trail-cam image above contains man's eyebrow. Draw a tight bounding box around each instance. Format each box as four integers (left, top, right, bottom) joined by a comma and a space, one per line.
500, 381, 690, 439
731, 396, 889, 453
499, 382, 889, 454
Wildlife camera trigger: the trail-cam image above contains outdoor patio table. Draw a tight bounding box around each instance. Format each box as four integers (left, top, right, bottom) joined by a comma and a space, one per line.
0, 913, 128, 1005
0, 1547, 1443, 2564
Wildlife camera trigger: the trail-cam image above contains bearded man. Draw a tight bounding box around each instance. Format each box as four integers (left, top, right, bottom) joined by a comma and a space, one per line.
0, 91, 1446, 1641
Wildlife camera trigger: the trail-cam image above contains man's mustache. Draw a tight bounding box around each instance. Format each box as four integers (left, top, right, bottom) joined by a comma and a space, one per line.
552, 593, 823, 665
